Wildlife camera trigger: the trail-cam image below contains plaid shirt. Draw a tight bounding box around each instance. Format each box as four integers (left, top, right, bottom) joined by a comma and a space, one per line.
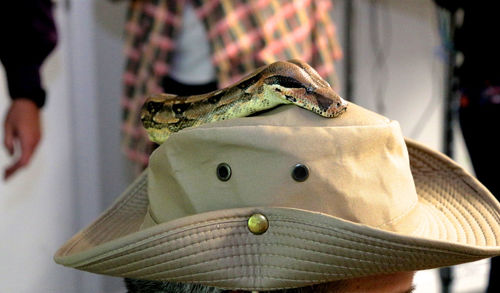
122, 0, 342, 170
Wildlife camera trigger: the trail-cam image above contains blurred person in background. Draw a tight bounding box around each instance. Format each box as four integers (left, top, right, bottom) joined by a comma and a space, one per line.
0, 0, 57, 180
434, 1, 500, 292
120, 0, 343, 172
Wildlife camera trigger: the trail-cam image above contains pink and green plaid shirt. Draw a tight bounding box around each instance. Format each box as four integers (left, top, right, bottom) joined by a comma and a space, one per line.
122, 0, 342, 170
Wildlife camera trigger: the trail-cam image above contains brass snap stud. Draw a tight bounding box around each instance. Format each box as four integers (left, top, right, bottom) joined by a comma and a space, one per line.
291, 163, 309, 182
216, 163, 232, 181
247, 213, 269, 235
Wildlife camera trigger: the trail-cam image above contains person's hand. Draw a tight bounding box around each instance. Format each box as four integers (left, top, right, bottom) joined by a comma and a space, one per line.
3, 99, 41, 180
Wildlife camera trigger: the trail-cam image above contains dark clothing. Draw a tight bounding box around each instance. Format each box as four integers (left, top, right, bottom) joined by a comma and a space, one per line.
434, 2, 500, 292
459, 94, 500, 293
434, 1, 500, 91
161, 76, 218, 97
0, 0, 57, 108
459, 92, 500, 200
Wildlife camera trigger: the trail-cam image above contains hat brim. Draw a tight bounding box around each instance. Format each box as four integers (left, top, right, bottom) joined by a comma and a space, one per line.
54, 138, 500, 291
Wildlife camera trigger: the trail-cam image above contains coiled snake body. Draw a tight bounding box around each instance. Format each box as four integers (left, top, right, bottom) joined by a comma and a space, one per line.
141, 60, 347, 144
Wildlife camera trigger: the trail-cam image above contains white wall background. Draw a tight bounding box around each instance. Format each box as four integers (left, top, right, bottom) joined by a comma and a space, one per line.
0, 0, 488, 292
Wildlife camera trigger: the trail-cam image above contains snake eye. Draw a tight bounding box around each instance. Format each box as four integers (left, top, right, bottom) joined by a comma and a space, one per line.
285, 95, 297, 103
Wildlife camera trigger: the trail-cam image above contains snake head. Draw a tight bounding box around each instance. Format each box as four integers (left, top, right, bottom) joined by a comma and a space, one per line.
262, 59, 348, 118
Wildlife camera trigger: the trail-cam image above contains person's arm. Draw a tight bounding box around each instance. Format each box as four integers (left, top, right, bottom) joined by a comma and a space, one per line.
0, 0, 57, 180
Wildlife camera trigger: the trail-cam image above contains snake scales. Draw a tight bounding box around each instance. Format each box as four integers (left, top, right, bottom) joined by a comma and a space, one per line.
141, 59, 347, 144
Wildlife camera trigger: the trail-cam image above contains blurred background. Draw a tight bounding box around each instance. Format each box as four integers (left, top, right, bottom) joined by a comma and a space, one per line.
0, 0, 488, 292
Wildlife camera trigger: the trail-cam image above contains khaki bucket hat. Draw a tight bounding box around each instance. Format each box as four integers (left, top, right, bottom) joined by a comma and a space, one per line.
55, 103, 500, 291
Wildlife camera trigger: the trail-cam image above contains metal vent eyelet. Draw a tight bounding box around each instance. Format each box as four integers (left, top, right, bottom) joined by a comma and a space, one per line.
291, 164, 309, 182
216, 163, 232, 181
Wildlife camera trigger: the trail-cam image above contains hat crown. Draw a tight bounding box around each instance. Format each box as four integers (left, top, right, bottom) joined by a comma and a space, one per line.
146, 104, 419, 233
